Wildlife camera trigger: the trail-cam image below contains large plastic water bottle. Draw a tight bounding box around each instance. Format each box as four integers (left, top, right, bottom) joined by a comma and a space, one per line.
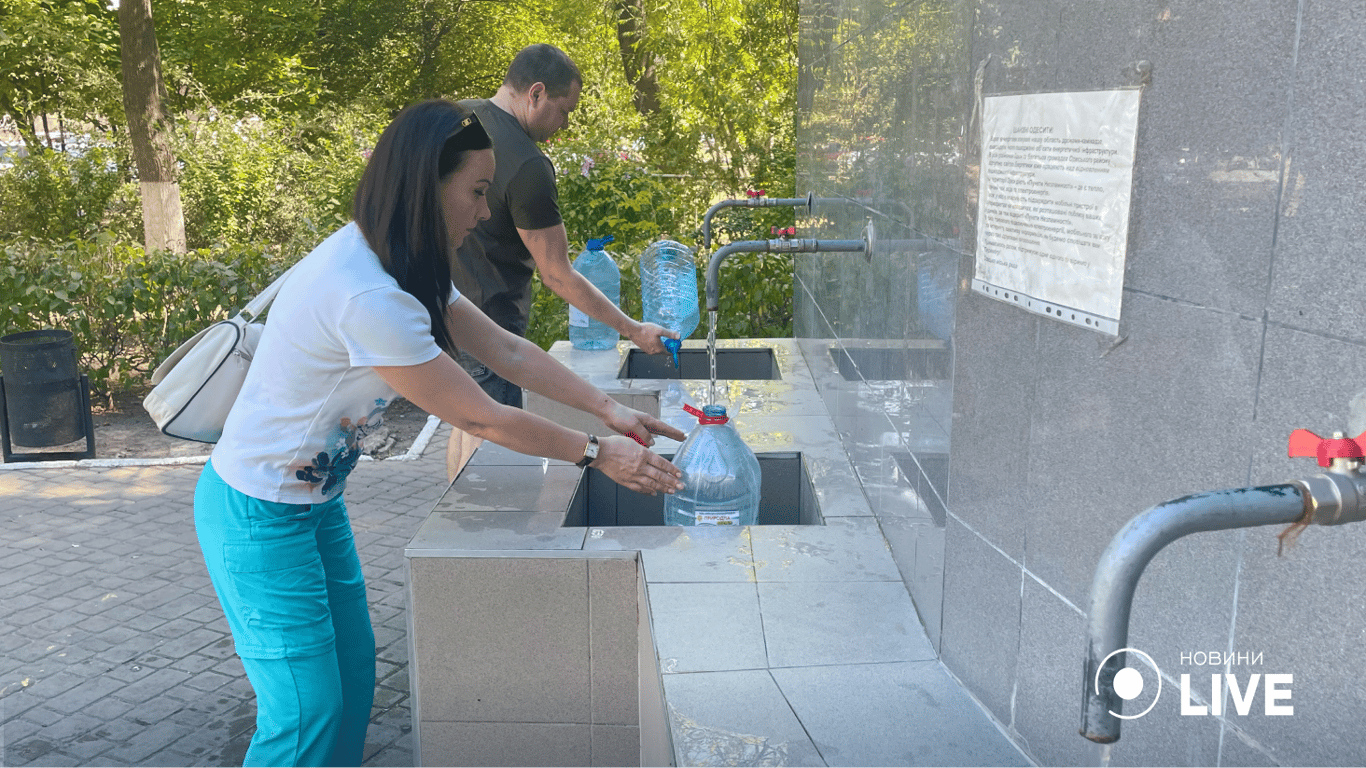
639, 239, 700, 368
664, 404, 762, 526
569, 235, 621, 350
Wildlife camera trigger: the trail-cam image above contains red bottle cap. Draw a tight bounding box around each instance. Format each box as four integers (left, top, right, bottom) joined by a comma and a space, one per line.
683, 403, 729, 425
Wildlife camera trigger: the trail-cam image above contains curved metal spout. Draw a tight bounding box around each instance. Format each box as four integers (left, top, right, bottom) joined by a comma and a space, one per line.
704, 238, 864, 312
1080, 484, 1306, 744
702, 193, 814, 251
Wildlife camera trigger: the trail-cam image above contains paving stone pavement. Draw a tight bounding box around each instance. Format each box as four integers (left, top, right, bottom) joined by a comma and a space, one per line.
0, 423, 455, 767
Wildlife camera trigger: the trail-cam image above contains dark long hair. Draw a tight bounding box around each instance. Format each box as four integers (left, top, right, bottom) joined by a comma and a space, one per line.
353, 100, 492, 353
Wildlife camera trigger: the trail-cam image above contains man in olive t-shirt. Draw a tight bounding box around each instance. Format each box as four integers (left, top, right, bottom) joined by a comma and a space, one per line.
453, 44, 674, 408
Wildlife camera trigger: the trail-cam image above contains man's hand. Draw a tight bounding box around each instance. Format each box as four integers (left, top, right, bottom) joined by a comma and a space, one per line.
601, 402, 686, 447
628, 322, 678, 355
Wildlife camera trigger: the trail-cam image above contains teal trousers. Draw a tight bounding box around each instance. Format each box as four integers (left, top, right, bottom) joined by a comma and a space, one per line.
195, 460, 375, 767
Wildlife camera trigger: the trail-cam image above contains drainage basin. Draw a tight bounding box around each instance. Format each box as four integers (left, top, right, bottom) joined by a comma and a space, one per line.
564, 452, 821, 527
831, 345, 950, 381
619, 348, 780, 380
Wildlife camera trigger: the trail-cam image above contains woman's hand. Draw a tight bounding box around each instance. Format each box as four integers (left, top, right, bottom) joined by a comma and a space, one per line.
601, 402, 687, 447
592, 435, 684, 495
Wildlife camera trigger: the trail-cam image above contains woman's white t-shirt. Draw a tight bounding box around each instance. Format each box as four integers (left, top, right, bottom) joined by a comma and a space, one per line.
212, 222, 456, 503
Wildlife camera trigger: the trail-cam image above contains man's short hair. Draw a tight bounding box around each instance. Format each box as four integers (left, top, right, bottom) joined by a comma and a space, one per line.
504, 44, 582, 98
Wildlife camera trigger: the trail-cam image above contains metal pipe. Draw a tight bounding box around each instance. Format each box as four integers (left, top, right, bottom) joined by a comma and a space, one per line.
704, 238, 865, 312
1080, 484, 1306, 743
701, 193, 814, 251
811, 195, 916, 227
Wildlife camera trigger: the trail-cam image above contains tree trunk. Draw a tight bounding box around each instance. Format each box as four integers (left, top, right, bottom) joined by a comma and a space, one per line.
412, 0, 454, 100
614, 0, 660, 116
118, 0, 186, 253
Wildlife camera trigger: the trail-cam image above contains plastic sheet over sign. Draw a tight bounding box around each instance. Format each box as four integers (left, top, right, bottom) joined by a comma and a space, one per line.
973, 89, 1143, 335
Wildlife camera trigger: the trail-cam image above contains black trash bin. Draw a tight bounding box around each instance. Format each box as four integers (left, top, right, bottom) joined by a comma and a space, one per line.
0, 329, 95, 461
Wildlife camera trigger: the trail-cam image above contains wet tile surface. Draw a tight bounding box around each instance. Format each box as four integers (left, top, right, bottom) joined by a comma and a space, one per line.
647, 583, 767, 674
758, 581, 935, 667
770, 662, 1029, 767
585, 525, 756, 583
662, 670, 824, 767
749, 518, 902, 582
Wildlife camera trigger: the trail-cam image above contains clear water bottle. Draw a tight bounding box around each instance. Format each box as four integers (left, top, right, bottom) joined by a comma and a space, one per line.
664, 404, 762, 526
639, 239, 700, 368
569, 235, 621, 350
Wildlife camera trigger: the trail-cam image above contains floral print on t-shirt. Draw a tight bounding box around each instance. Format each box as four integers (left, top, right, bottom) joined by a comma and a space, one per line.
294, 399, 389, 496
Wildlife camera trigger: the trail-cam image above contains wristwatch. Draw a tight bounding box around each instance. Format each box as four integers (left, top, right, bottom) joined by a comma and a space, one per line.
575, 434, 600, 468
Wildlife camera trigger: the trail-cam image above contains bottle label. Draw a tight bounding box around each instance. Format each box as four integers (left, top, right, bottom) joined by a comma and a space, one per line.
568, 305, 589, 328
696, 511, 740, 526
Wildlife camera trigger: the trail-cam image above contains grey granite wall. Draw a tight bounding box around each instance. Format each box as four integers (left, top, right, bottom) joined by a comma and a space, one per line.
796, 1, 1366, 765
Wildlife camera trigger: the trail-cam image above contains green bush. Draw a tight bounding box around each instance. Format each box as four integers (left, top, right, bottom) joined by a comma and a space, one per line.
0, 146, 142, 244
0, 236, 289, 400
176, 110, 379, 253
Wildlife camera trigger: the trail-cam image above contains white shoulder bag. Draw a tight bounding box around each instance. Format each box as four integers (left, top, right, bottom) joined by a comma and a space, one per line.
142, 264, 298, 443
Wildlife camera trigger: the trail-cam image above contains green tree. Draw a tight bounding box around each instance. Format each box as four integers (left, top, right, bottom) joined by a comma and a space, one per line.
120, 0, 186, 252
0, 0, 121, 150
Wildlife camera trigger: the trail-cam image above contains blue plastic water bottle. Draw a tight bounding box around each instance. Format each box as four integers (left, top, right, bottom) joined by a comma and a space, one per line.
664, 404, 762, 526
639, 239, 699, 368
569, 235, 621, 350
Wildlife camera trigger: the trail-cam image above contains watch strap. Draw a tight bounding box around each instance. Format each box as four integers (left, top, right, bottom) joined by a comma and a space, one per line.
575, 434, 599, 468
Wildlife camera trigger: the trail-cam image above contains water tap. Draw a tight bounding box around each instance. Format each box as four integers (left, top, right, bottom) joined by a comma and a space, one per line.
1287, 428, 1366, 526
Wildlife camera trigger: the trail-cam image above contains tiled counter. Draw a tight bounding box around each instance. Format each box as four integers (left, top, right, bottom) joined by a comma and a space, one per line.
405, 339, 1028, 767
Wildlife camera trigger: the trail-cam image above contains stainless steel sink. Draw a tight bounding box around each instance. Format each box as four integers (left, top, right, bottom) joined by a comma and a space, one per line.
563, 452, 821, 527
618, 348, 780, 380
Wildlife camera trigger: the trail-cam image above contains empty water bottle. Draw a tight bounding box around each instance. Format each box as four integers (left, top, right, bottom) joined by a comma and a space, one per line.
569, 235, 621, 350
664, 404, 762, 526
639, 239, 700, 369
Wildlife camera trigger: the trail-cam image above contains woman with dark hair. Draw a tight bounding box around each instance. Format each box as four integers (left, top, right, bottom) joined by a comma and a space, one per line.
193, 99, 684, 767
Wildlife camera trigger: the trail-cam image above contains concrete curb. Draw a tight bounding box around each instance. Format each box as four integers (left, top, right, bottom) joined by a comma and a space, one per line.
0, 415, 443, 471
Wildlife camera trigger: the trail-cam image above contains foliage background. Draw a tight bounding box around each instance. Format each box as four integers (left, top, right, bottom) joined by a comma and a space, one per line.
0, 0, 798, 395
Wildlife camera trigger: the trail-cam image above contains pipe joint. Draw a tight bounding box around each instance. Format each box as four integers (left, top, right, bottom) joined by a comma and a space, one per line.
768, 238, 816, 253
1291, 464, 1366, 526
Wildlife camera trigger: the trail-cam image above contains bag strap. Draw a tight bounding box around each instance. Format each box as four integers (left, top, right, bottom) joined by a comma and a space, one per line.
239, 262, 301, 322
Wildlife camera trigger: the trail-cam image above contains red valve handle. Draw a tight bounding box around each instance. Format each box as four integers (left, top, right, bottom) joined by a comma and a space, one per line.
745, 189, 767, 198
683, 403, 728, 425
1288, 428, 1366, 468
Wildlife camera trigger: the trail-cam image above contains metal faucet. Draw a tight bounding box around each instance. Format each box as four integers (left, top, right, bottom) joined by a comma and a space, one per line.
701, 191, 814, 252
1079, 428, 1366, 744
704, 229, 868, 313
698, 190, 944, 313
703, 219, 942, 312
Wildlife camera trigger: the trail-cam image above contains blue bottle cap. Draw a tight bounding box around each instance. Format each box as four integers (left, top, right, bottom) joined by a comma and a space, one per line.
663, 337, 682, 369
701, 405, 727, 417
586, 235, 615, 251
